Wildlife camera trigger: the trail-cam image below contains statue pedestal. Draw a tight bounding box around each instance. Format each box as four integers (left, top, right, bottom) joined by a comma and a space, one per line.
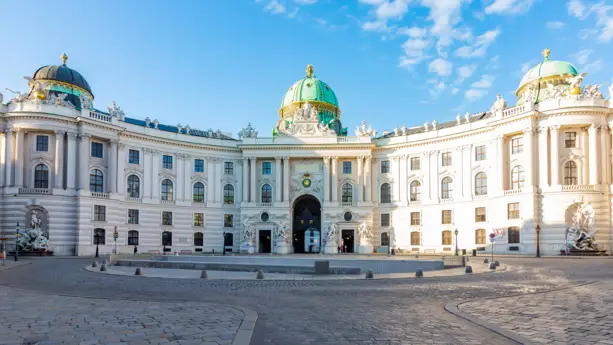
324, 244, 338, 254
275, 242, 291, 254
358, 245, 373, 254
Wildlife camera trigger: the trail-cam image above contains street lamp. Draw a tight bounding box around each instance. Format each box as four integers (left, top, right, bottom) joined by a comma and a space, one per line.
94, 231, 100, 258
223, 231, 226, 256
14, 222, 20, 262
535, 224, 541, 258
454, 228, 459, 256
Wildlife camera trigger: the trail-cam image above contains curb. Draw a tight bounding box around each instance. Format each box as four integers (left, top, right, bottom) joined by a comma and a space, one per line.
444, 281, 596, 345
232, 306, 258, 345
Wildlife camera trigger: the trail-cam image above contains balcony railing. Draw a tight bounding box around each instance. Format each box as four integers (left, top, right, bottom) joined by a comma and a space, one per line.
340, 201, 355, 207
504, 189, 522, 196
125, 196, 142, 203
257, 202, 273, 208
503, 105, 526, 118
161, 199, 175, 205
91, 192, 110, 199
440, 198, 454, 204
89, 110, 112, 123
19, 188, 50, 195
562, 185, 595, 192
473, 194, 488, 200
408, 199, 421, 205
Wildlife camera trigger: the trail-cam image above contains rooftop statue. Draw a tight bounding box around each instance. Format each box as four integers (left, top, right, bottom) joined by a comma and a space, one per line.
491, 94, 507, 116
568, 72, 587, 94
238, 123, 258, 139
583, 84, 603, 98
107, 101, 125, 120
5, 88, 29, 103
355, 120, 376, 137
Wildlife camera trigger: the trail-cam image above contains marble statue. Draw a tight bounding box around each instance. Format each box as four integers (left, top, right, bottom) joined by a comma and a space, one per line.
355, 120, 376, 137
5, 88, 29, 103
583, 84, 603, 98
277, 102, 335, 137
357, 220, 372, 240
24, 76, 46, 98
491, 94, 507, 115
423, 122, 429, 131
401, 125, 407, 136
275, 222, 289, 242
432, 120, 437, 130
323, 223, 338, 244
107, 101, 125, 120
569, 73, 587, 91
456, 114, 461, 125
79, 93, 92, 110
153, 119, 159, 129
565, 200, 599, 251
608, 79, 613, 99
17, 210, 49, 252
46, 93, 75, 108
465, 112, 470, 123
238, 122, 258, 139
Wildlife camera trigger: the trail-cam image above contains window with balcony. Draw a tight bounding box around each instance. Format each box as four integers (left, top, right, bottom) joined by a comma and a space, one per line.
194, 159, 204, 173
89, 169, 104, 193
442, 210, 452, 224
511, 136, 523, 154
162, 211, 173, 226
565, 132, 577, 148
36, 135, 49, 152
341, 183, 353, 203
508, 203, 520, 219
475, 207, 486, 222
128, 149, 140, 164
261, 184, 272, 203
91, 142, 103, 158
475, 172, 487, 195
411, 157, 420, 170
511, 165, 525, 190
127, 175, 140, 198
380, 160, 390, 174
128, 209, 139, 224
441, 177, 453, 199
223, 184, 234, 204
34, 164, 49, 188
442, 152, 452, 166
380, 183, 391, 203
162, 155, 173, 169
161, 179, 174, 200
564, 161, 578, 185
475, 145, 486, 161
94, 205, 106, 222
410, 212, 421, 226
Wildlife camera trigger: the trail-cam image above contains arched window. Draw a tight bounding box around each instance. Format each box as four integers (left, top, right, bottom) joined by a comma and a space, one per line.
410, 181, 421, 202
127, 175, 140, 198
224, 184, 235, 204
128, 230, 139, 245
441, 177, 453, 199
161, 179, 174, 200
410, 231, 421, 246
34, 164, 49, 188
89, 169, 104, 193
162, 231, 172, 246
511, 165, 525, 190
475, 229, 486, 245
380, 183, 391, 203
442, 230, 452, 245
381, 232, 390, 246
564, 161, 578, 185
194, 232, 204, 246
93, 228, 105, 245
193, 182, 205, 203
508, 226, 520, 244
475, 172, 487, 196
342, 183, 353, 203
261, 184, 272, 203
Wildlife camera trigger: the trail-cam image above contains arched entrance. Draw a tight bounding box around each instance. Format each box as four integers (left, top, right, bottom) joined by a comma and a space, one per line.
292, 195, 321, 253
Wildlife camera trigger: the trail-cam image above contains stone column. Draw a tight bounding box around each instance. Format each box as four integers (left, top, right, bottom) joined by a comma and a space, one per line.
117, 144, 126, 195
495, 136, 504, 193
0, 133, 5, 187
151, 151, 160, 199
183, 156, 191, 201
4, 129, 12, 187
78, 134, 90, 191
365, 156, 372, 202
143, 149, 152, 199
275, 157, 282, 202
356, 156, 363, 202
14, 129, 24, 188
249, 157, 256, 203
207, 157, 215, 204
177, 154, 185, 201
109, 140, 118, 193
431, 151, 440, 201
600, 126, 608, 184
242, 158, 249, 202
422, 152, 431, 202
524, 128, 534, 188
588, 125, 598, 185
54, 131, 65, 189
537, 127, 549, 188
66, 132, 77, 190
399, 155, 407, 204
215, 158, 222, 203
550, 126, 561, 187
283, 157, 290, 202
393, 156, 400, 202
331, 157, 338, 202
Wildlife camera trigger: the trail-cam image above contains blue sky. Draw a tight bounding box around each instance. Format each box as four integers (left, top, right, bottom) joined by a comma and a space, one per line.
1, 0, 612, 136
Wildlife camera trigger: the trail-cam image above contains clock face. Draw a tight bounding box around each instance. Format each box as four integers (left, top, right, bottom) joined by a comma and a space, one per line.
302, 178, 311, 188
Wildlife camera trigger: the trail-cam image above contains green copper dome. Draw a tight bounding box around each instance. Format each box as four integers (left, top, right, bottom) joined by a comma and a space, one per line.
517, 49, 578, 93
279, 65, 340, 117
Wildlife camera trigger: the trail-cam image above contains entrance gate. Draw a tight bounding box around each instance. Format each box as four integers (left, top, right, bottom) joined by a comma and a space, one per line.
292, 195, 321, 253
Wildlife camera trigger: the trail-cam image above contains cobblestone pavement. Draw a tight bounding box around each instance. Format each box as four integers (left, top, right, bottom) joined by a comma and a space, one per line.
0, 257, 612, 345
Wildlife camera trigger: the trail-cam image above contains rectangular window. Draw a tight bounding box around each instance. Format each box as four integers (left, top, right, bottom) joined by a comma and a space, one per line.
565, 132, 577, 148
91, 142, 103, 158
193, 213, 204, 227
442, 210, 452, 224
475, 207, 486, 222
128, 231, 139, 246
381, 233, 390, 246
442, 152, 452, 166
381, 160, 390, 174
224, 214, 234, 228
508, 227, 521, 244
410, 212, 421, 226
475, 145, 486, 161
343, 161, 352, 174
224, 162, 234, 175
511, 137, 523, 154
162, 155, 173, 169
442, 231, 452, 245
475, 229, 486, 245
507, 203, 520, 219
411, 157, 420, 171
94, 205, 106, 222
128, 209, 139, 224
36, 135, 49, 152
162, 211, 173, 226
128, 149, 140, 164
411, 232, 421, 246
194, 159, 204, 173
380, 214, 390, 227
262, 162, 272, 175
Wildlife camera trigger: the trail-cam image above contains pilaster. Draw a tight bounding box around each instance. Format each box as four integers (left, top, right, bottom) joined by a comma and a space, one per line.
54, 131, 65, 190
109, 140, 118, 194
537, 126, 549, 189
14, 129, 24, 188
550, 125, 561, 188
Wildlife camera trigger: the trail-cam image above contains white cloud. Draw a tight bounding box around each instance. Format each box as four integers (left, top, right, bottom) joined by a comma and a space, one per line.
263, 0, 286, 14
485, 0, 534, 15
583, 59, 603, 73
376, 0, 411, 19
572, 49, 592, 65
455, 28, 501, 57
451, 88, 460, 95
546, 21, 565, 29
457, 64, 477, 82
428, 58, 453, 76
465, 89, 488, 100
421, 0, 470, 50
471, 74, 494, 89
568, 0, 586, 18
362, 20, 390, 31
294, 0, 317, 4
571, 49, 603, 74
568, 0, 613, 42
397, 26, 428, 37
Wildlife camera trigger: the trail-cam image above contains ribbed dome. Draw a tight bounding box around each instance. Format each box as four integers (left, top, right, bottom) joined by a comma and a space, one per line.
517, 60, 578, 93
279, 65, 340, 117
33, 61, 93, 97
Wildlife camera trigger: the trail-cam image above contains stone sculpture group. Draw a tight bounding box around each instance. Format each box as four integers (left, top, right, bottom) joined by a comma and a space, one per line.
566, 200, 599, 251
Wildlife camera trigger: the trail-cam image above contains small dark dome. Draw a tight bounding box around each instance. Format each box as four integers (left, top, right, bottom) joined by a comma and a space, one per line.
33, 64, 93, 97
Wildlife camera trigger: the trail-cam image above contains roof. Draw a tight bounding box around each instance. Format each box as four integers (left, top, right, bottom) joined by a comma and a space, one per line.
377, 112, 492, 139
34, 64, 93, 96
120, 116, 236, 140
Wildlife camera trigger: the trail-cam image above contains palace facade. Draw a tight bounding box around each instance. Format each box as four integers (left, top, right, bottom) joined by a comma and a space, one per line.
0, 51, 611, 256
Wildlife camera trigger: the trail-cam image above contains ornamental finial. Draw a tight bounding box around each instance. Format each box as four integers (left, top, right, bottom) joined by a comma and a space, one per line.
542, 48, 551, 60
60, 53, 68, 65
306, 64, 314, 78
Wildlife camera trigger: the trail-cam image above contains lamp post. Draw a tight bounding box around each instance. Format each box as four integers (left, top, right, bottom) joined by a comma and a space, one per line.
535, 224, 541, 258
223, 231, 226, 256
94, 231, 100, 258
14, 222, 20, 262
454, 228, 459, 256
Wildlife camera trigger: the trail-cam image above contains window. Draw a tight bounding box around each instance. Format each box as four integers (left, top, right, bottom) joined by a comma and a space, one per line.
162, 211, 173, 226
161, 179, 174, 201
380, 214, 390, 227
193, 182, 205, 203
128, 209, 139, 224
128, 230, 139, 245
162, 231, 172, 246
89, 169, 104, 193
508, 226, 520, 244
410, 157, 420, 170
511, 166, 525, 190
128, 149, 140, 164
223, 184, 234, 204
511, 136, 523, 154
93, 228, 105, 245
224, 233, 234, 246
224, 162, 234, 175
441, 177, 453, 199
224, 214, 234, 227
442, 210, 452, 224
91, 142, 103, 158
565, 132, 577, 148
262, 162, 272, 175
475, 207, 486, 222
442, 230, 452, 246
194, 159, 204, 173
380, 183, 391, 203
409, 181, 421, 202
564, 161, 578, 185
475, 172, 487, 196
193, 213, 204, 227
127, 175, 140, 198
34, 164, 49, 188
261, 184, 272, 203
36, 135, 48, 152
381, 160, 390, 174
442, 152, 452, 166
194, 232, 204, 246
381, 233, 390, 246
410, 212, 421, 226
411, 232, 421, 245
508, 203, 520, 219
341, 183, 353, 203
343, 161, 352, 174
94, 205, 106, 222
475, 145, 486, 161
475, 229, 486, 245
162, 155, 173, 169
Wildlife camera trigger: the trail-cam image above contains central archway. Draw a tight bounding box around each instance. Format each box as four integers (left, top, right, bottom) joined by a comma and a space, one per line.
292, 195, 322, 253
